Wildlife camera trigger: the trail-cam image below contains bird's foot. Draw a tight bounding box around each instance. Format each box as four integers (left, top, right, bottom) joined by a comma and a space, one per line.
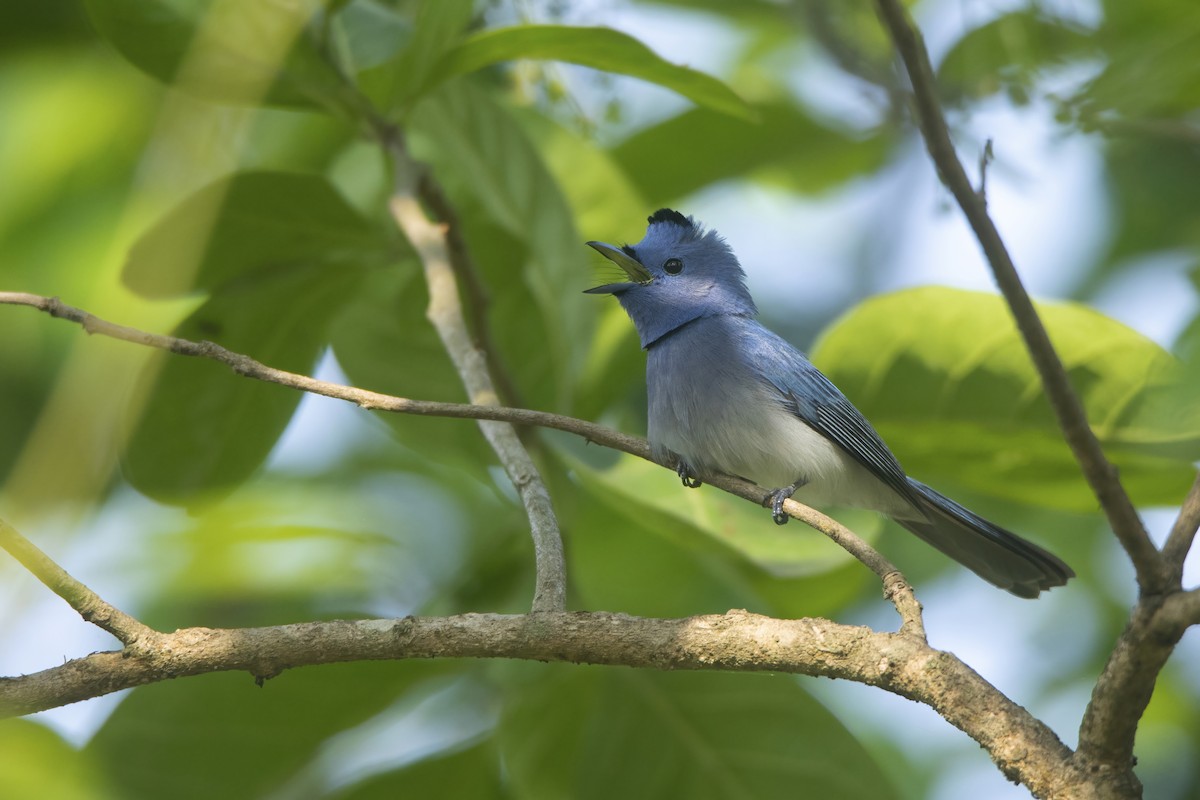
677, 463, 702, 489
765, 482, 804, 525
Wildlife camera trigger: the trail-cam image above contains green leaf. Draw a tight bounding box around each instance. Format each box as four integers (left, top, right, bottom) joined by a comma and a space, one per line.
938, 12, 1094, 104
425, 25, 752, 120
560, 444, 880, 579
330, 0, 412, 73
511, 110, 650, 419
810, 286, 1200, 511
85, 662, 453, 800
548, 451, 869, 619
333, 742, 510, 800
122, 262, 362, 505
499, 666, 899, 800
84, 0, 351, 110
328, 267, 497, 480
357, 0, 474, 111
612, 102, 892, 204
0, 719, 118, 800
1079, 0, 1200, 121
125, 170, 398, 298
408, 80, 593, 406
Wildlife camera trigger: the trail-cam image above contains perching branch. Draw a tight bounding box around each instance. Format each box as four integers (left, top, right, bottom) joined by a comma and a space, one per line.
0, 291, 921, 632
871, 0, 1163, 594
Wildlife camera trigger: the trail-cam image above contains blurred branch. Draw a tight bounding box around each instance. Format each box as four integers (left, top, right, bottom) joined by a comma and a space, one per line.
1076, 591, 1196, 793
0, 609, 1078, 795
1163, 473, 1200, 581
0, 291, 921, 631
415, 171, 526, 410
0, 517, 157, 648
380, 131, 566, 614
871, 0, 1164, 595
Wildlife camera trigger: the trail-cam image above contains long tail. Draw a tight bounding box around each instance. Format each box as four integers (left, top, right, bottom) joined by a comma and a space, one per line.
892, 479, 1074, 598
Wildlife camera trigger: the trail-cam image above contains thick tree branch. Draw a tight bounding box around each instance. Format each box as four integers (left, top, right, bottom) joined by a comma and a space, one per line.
0, 609, 1078, 793
0, 291, 920, 629
0, 518, 158, 648
1074, 593, 1186, 796
380, 133, 566, 614
872, 0, 1162, 594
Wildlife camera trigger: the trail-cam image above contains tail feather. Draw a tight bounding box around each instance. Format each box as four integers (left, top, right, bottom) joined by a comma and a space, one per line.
893, 479, 1074, 599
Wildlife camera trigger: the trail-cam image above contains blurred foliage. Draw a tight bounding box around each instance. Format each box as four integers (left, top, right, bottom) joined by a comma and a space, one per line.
1, 0, 1199, 799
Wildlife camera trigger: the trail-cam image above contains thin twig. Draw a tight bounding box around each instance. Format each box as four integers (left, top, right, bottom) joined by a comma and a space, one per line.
0, 291, 922, 629
977, 138, 994, 203
0, 518, 158, 647
872, 0, 1163, 594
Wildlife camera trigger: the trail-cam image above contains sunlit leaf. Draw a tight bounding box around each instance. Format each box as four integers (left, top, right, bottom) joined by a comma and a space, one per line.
84, 0, 350, 110
560, 444, 881, 579
810, 286, 1200, 511
549, 453, 870, 618
425, 25, 752, 120
500, 666, 899, 800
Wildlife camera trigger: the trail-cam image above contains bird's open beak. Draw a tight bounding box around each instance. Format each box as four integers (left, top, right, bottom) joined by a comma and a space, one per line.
583, 241, 653, 294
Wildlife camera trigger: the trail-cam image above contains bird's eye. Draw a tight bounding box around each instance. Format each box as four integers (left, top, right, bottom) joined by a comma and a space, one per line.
663, 258, 683, 275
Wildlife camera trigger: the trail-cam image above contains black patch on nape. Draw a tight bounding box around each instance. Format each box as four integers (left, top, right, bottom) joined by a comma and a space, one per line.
621, 244, 639, 260
647, 208, 693, 229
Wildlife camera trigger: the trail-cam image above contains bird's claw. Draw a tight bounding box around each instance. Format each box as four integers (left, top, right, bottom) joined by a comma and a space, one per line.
677, 463, 702, 489
766, 482, 803, 525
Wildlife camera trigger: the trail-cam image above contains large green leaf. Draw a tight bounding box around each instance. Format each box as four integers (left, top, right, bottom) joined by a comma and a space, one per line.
125, 170, 398, 297
810, 286, 1200, 511
328, 267, 497, 480
0, 719, 118, 800
612, 102, 892, 205
408, 79, 592, 406
560, 444, 881, 579
499, 666, 899, 800
84, 0, 352, 110
332, 742, 510, 800
85, 662, 454, 800
122, 262, 362, 504
424, 25, 752, 120
549, 451, 870, 619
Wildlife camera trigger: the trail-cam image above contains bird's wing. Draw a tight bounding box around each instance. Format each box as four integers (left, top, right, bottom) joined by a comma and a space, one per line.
750, 328, 919, 505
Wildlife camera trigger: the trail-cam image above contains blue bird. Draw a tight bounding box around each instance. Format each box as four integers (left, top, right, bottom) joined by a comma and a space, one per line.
586, 209, 1073, 598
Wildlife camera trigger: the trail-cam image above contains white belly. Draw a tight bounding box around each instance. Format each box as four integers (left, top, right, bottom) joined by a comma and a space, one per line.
646, 326, 910, 517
